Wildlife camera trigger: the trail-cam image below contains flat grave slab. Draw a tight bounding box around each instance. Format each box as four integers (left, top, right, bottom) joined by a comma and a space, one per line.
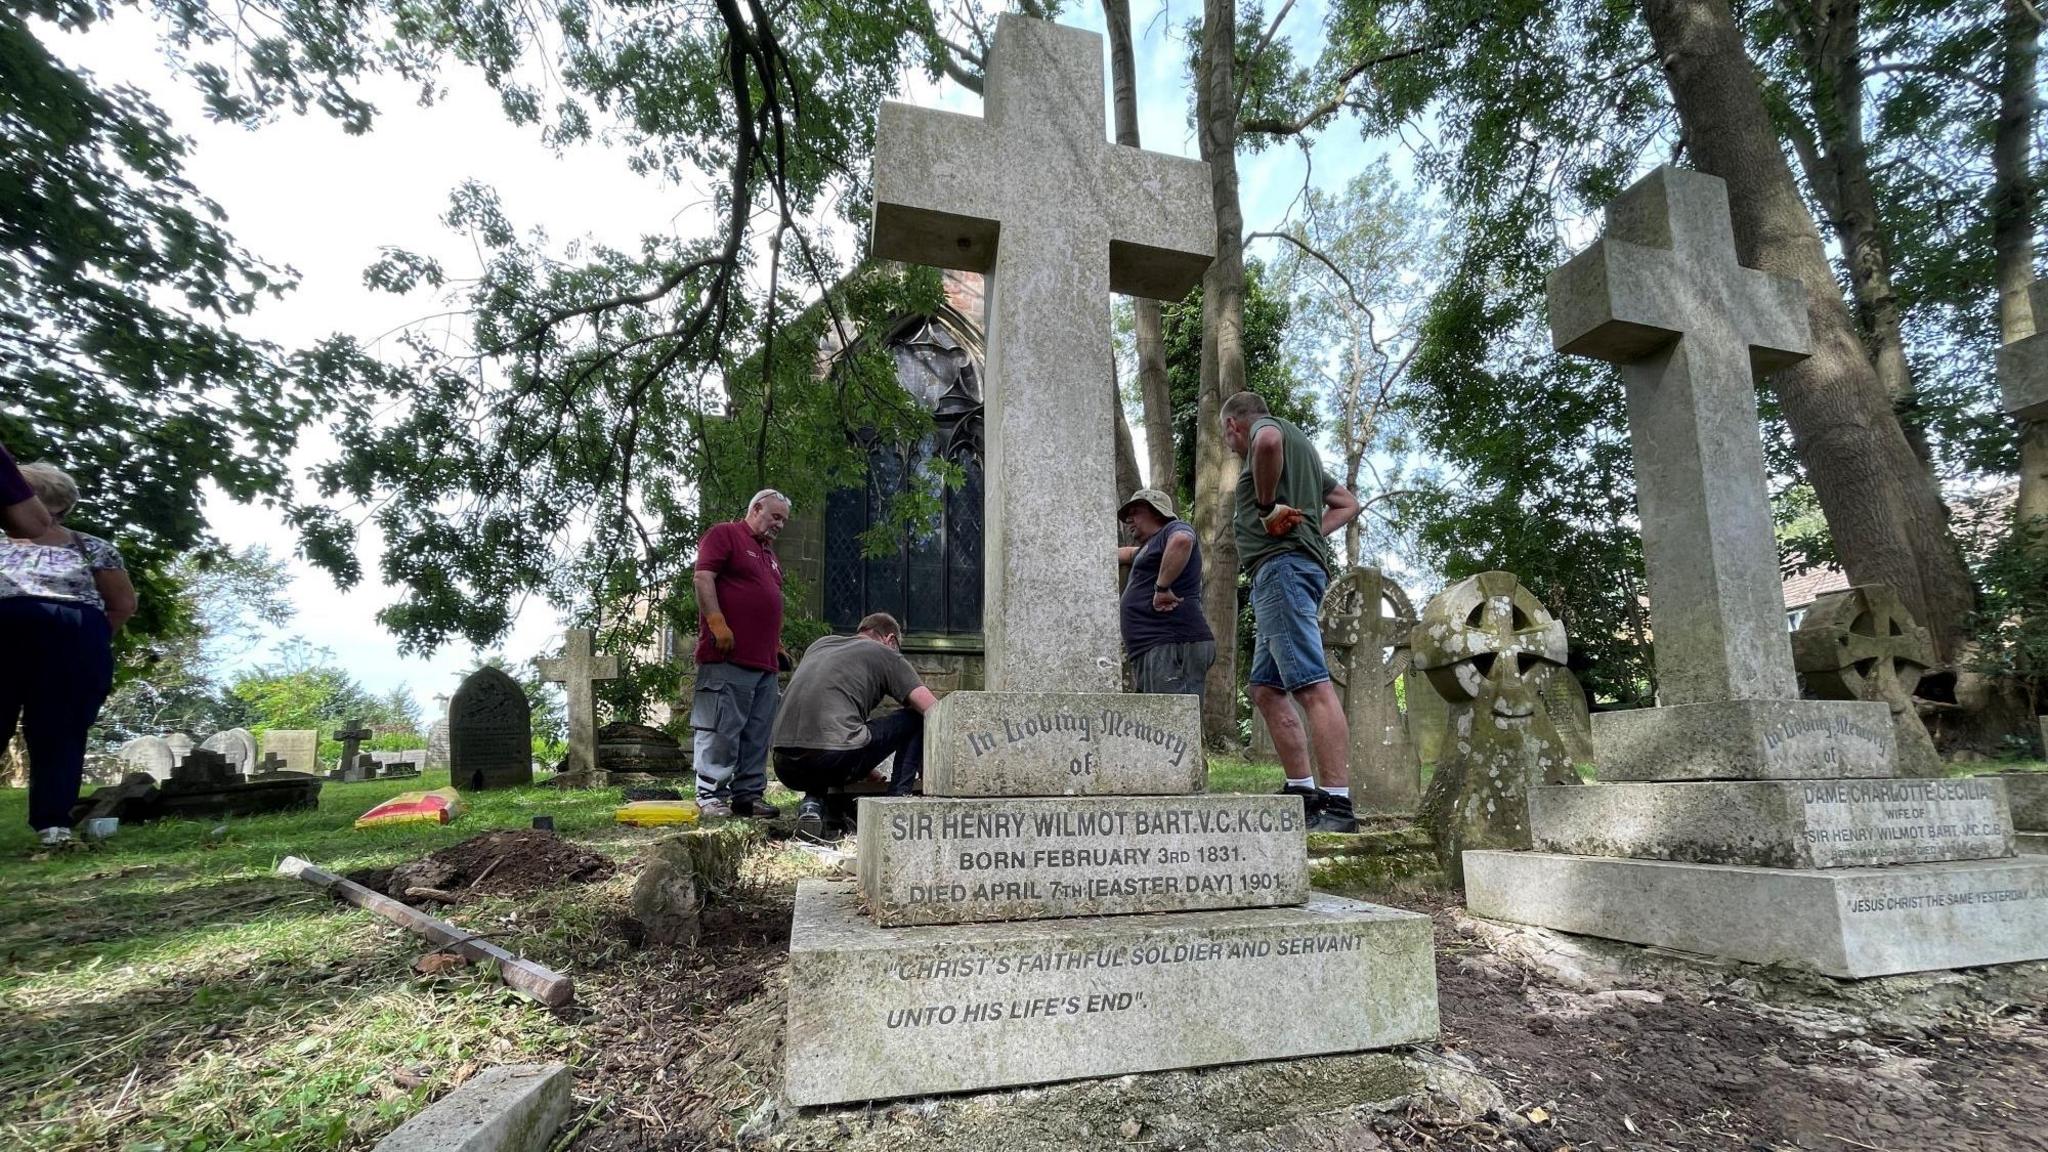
784, 879, 1438, 1105
1592, 699, 1895, 782
1529, 778, 2013, 868
856, 794, 1308, 927
1464, 849, 2048, 979
923, 690, 1204, 797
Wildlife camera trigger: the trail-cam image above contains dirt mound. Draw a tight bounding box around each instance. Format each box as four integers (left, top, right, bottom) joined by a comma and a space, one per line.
373, 830, 614, 900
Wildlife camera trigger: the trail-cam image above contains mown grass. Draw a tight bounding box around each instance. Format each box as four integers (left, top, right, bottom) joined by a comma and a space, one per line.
0, 770, 746, 1152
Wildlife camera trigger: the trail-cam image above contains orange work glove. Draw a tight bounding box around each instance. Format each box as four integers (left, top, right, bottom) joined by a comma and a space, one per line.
1261, 503, 1307, 537
707, 612, 736, 652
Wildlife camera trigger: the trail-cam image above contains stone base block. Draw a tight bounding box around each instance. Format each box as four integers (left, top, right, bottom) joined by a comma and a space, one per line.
2020, 832, 2048, 856
783, 879, 1439, 1105
857, 795, 1308, 927
1463, 850, 2048, 979
925, 691, 1203, 797
1593, 699, 1895, 781
1529, 778, 2013, 868
1980, 771, 2048, 830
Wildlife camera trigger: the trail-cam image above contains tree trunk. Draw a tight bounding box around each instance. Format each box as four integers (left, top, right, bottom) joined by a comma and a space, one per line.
1104, 0, 1178, 493
1638, 0, 1975, 663
1781, 0, 1924, 460
1113, 382, 1145, 504
1195, 0, 1247, 746
1995, 0, 2047, 529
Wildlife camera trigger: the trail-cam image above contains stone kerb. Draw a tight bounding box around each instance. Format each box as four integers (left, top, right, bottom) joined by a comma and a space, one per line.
857, 795, 1309, 927
783, 881, 1439, 1105
1528, 778, 2014, 868
923, 691, 1205, 797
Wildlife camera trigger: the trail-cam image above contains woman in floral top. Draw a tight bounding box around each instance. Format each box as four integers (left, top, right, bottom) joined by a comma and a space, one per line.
2, 463, 136, 845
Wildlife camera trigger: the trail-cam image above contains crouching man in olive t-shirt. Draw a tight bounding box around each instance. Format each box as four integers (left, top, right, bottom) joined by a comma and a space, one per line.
770, 612, 938, 843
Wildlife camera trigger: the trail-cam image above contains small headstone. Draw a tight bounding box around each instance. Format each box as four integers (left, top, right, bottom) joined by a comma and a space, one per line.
1409, 571, 1575, 882
426, 719, 451, 770
261, 729, 320, 774
164, 732, 196, 767
117, 735, 176, 781
334, 754, 380, 783
449, 667, 533, 791
331, 718, 372, 774
1540, 670, 1596, 765
199, 728, 258, 775
536, 628, 621, 777
1790, 583, 1942, 777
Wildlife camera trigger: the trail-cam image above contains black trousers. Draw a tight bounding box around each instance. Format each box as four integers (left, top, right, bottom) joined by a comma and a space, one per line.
0, 598, 114, 829
772, 709, 923, 802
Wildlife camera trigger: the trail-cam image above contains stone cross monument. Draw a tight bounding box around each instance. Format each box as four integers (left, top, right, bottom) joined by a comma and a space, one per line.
871, 16, 1212, 692
537, 628, 620, 777
331, 719, 371, 775
783, 15, 1440, 1107
1790, 584, 1941, 777
1461, 167, 2048, 979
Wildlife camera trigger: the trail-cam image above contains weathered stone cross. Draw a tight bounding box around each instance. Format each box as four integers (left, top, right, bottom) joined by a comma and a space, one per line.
871, 14, 1213, 692
538, 628, 619, 776
332, 719, 371, 773
1548, 166, 1811, 707
1998, 279, 2048, 422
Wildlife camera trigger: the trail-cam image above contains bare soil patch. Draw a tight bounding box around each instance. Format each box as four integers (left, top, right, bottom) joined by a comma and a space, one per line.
352, 829, 616, 900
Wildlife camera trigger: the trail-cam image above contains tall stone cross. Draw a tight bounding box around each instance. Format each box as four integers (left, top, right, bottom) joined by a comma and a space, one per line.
332, 719, 371, 773
871, 14, 1213, 692
1548, 166, 1811, 707
1998, 278, 2048, 422
537, 628, 620, 776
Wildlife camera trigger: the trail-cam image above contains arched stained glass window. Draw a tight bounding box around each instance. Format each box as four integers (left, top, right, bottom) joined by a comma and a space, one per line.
823, 316, 984, 637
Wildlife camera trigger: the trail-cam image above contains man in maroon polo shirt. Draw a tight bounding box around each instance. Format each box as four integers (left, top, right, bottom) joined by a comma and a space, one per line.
690, 489, 792, 818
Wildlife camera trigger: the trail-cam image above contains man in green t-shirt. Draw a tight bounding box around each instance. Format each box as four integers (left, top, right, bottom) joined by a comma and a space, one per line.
1220, 391, 1362, 832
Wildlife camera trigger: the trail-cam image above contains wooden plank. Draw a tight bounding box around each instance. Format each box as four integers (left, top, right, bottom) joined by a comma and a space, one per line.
277, 855, 574, 1007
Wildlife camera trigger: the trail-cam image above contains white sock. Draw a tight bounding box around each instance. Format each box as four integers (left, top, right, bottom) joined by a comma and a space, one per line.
1323, 786, 1350, 799
1284, 777, 1317, 792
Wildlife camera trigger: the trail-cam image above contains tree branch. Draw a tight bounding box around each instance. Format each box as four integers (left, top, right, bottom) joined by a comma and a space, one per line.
1240, 27, 1473, 138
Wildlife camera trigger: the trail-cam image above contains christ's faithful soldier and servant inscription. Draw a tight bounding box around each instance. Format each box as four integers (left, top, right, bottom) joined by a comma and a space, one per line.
781, 14, 1440, 1107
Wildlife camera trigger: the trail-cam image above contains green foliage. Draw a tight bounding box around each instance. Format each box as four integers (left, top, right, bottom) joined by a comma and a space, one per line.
228, 641, 422, 759
2, 7, 394, 644
1159, 259, 1317, 512
1403, 253, 1655, 706
1959, 504, 2048, 718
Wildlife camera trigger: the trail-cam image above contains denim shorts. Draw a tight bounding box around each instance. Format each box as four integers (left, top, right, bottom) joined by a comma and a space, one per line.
1247, 552, 1332, 692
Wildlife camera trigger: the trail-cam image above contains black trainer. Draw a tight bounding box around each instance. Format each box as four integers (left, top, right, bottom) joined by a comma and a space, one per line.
1280, 783, 1326, 820
1306, 792, 1357, 834
794, 798, 830, 844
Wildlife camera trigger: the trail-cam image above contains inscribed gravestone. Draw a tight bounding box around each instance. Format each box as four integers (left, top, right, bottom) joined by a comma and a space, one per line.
784, 15, 1441, 1107
118, 735, 175, 780
1459, 166, 2048, 978
536, 628, 620, 777
200, 728, 257, 775
262, 729, 319, 774
448, 667, 533, 791
426, 719, 450, 770
1790, 584, 1941, 778
870, 16, 1211, 692
1325, 567, 1421, 813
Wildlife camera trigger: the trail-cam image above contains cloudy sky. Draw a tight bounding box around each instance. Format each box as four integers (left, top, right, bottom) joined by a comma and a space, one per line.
44, 1, 1386, 722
